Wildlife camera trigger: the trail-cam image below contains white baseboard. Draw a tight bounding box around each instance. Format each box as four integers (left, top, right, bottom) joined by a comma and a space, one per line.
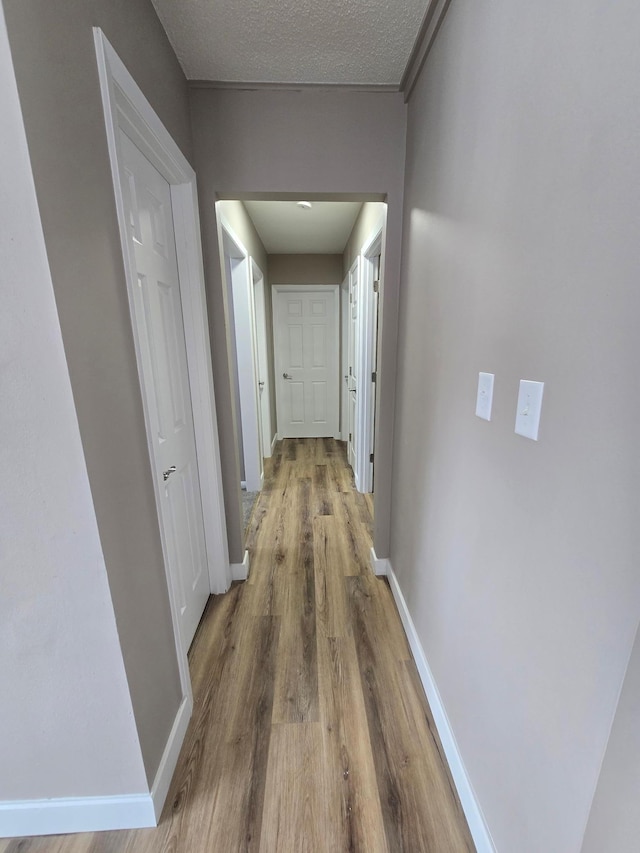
150, 693, 192, 820
387, 563, 496, 853
240, 480, 247, 490
0, 793, 155, 838
270, 433, 278, 454
231, 549, 250, 581
0, 692, 193, 838
369, 546, 390, 576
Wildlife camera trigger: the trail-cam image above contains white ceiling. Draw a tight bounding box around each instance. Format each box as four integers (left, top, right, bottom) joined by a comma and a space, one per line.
150, 0, 428, 85
243, 201, 362, 254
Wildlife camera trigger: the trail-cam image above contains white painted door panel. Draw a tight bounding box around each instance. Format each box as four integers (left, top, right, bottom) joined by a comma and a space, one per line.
347, 260, 359, 474
120, 130, 209, 651
274, 287, 339, 438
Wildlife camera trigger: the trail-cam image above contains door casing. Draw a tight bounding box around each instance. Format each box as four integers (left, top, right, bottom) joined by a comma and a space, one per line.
94, 30, 231, 704
219, 215, 263, 491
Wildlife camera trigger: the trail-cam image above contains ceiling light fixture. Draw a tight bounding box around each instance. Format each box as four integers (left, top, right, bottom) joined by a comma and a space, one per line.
297, 201, 312, 210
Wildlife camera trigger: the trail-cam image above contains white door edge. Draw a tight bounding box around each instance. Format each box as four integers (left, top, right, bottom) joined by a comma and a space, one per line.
251, 260, 273, 459
340, 272, 349, 441
94, 30, 231, 705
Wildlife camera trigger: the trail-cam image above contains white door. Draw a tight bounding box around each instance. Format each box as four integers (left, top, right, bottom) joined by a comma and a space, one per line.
120, 131, 210, 651
368, 254, 381, 491
347, 260, 359, 474
252, 264, 273, 457
273, 286, 339, 439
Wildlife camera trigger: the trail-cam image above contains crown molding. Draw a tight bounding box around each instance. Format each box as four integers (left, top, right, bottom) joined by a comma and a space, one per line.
188, 79, 400, 94
400, 0, 453, 102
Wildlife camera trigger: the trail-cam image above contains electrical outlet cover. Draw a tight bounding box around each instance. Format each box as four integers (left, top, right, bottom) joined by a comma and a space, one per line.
475, 372, 494, 421
515, 380, 544, 440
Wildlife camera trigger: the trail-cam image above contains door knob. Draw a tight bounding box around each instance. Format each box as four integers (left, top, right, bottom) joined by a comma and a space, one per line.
163, 465, 177, 481
283, 373, 292, 379
259, 380, 265, 388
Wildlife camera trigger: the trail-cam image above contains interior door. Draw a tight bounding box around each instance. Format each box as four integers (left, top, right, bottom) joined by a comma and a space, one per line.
273, 287, 339, 439
368, 255, 381, 491
347, 261, 359, 474
253, 272, 273, 457
120, 130, 210, 651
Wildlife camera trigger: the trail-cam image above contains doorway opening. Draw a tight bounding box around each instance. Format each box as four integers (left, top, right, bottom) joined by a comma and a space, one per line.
216, 197, 387, 550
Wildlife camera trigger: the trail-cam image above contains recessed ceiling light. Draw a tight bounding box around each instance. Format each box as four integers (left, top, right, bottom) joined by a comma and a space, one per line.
297, 201, 312, 210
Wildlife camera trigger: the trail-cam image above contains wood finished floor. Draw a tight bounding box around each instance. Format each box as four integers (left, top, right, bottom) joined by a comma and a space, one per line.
1, 439, 474, 853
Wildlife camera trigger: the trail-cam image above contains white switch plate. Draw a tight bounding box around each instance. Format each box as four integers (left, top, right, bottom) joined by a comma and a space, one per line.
515, 380, 544, 440
475, 372, 494, 421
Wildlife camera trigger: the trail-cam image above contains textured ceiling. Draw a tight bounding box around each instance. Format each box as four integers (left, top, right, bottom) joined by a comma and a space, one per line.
150, 0, 428, 85
243, 201, 362, 254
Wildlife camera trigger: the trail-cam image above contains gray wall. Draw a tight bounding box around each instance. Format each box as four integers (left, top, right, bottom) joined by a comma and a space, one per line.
0, 6, 147, 800
190, 88, 407, 561
391, 0, 640, 851
3, 0, 191, 784
343, 202, 386, 276
270, 254, 343, 285
582, 624, 640, 852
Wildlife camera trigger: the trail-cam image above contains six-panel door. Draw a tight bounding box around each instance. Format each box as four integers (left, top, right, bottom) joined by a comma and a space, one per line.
273, 287, 339, 439
120, 130, 210, 652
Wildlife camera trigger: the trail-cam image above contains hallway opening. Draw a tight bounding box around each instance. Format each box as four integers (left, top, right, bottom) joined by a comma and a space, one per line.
216, 197, 387, 565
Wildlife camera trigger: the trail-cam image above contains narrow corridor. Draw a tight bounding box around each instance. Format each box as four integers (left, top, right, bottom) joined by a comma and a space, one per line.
2, 439, 474, 852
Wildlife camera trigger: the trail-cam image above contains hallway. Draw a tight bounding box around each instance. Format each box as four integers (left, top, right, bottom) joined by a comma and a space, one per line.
1, 440, 473, 852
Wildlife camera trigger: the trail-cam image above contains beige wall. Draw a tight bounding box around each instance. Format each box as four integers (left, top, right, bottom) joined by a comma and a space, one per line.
582, 623, 640, 852
190, 88, 407, 561
0, 6, 147, 801
270, 254, 343, 285
391, 1, 640, 850
3, 0, 191, 785
343, 202, 386, 277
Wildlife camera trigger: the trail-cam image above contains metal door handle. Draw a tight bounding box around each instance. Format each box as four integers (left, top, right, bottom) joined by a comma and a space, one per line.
283, 373, 292, 379
259, 380, 265, 388
163, 465, 177, 481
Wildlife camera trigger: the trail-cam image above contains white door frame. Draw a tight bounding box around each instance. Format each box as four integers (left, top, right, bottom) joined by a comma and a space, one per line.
94, 31, 231, 704
251, 260, 274, 458
219, 215, 263, 491
340, 272, 350, 441
272, 284, 340, 439
347, 259, 360, 483
359, 228, 384, 494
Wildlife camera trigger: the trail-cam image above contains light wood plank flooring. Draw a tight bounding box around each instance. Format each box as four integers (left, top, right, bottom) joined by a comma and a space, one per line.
1, 438, 474, 853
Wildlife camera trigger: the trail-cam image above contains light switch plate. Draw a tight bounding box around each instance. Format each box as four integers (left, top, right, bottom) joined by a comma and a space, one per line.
515, 380, 544, 440
475, 372, 494, 421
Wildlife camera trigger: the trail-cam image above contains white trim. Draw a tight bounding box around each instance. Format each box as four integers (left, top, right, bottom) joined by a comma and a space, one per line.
386, 562, 496, 853
231, 549, 251, 581
94, 28, 230, 608
359, 227, 383, 494
0, 794, 155, 838
340, 272, 350, 441
149, 694, 192, 820
270, 433, 278, 454
369, 546, 390, 577
251, 259, 273, 460
347, 258, 360, 486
